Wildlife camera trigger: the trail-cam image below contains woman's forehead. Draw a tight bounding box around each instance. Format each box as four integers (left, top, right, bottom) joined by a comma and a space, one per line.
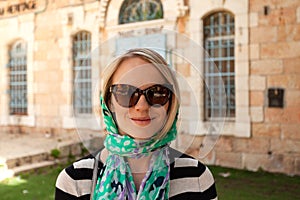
112, 57, 167, 86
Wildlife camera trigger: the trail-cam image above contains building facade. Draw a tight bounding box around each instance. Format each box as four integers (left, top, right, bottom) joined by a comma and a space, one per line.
0, 0, 299, 175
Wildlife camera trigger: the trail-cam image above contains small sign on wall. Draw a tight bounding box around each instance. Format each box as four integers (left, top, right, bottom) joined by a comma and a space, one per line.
268, 88, 284, 108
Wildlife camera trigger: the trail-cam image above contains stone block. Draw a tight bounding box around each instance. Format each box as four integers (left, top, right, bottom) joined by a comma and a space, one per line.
278, 24, 300, 42
284, 57, 300, 74
236, 76, 249, 91
261, 42, 300, 59
271, 139, 300, 154
34, 70, 63, 82
235, 137, 270, 154
249, 12, 258, 27
34, 82, 61, 94
38, 105, 59, 117
250, 76, 266, 91
285, 107, 300, 123
231, 138, 250, 153
258, 7, 296, 26
36, 116, 62, 128
176, 133, 204, 151
34, 50, 47, 60
249, 44, 260, 60
297, 7, 300, 23
250, 106, 264, 122
236, 61, 249, 75
265, 154, 295, 175
264, 108, 284, 123
236, 91, 249, 107
252, 123, 281, 138
250, 26, 277, 43
287, 75, 300, 89
215, 136, 233, 152
250, 91, 264, 106
276, 0, 300, 8
296, 158, 300, 175
282, 123, 300, 140
267, 75, 289, 88
225, 0, 248, 14
243, 153, 269, 171
249, 0, 270, 12
199, 150, 216, 165
185, 148, 200, 160
235, 44, 249, 61
265, 107, 300, 123
35, 25, 63, 40
286, 90, 300, 107
177, 63, 190, 77
251, 59, 283, 75
215, 152, 243, 169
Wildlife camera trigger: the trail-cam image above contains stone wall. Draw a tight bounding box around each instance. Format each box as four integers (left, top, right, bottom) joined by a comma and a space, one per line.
185, 0, 300, 176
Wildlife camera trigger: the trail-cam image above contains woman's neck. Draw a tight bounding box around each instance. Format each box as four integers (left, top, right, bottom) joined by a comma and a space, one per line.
127, 155, 152, 190
126, 155, 152, 174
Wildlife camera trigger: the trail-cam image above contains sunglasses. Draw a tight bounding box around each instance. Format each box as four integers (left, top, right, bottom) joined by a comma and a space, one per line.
109, 84, 172, 108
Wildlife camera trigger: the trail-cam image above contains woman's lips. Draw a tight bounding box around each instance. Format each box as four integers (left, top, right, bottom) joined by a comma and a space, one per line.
130, 117, 153, 126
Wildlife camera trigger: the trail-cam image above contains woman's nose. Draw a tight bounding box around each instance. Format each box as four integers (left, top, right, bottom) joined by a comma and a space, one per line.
134, 94, 150, 110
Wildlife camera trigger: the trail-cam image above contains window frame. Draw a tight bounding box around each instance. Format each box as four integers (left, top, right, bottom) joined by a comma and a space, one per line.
203, 11, 236, 120
72, 31, 93, 115
189, 3, 251, 138
8, 40, 28, 116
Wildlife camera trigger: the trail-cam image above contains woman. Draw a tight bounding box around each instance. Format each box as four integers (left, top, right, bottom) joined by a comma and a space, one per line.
55, 48, 217, 199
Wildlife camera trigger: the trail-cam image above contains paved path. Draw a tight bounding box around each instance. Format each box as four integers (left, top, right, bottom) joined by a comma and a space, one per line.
0, 130, 104, 180
0, 131, 81, 160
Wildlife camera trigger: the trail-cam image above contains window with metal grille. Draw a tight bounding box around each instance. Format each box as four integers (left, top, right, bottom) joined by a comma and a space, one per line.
73, 31, 92, 114
119, 0, 163, 24
8, 40, 28, 115
203, 11, 235, 119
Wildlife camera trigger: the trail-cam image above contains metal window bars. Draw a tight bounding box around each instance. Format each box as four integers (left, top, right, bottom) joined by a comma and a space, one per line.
8, 40, 28, 115
73, 31, 92, 114
204, 12, 235, 119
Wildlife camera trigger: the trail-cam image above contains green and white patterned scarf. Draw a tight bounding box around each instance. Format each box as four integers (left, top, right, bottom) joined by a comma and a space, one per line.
93, 97, 178, 200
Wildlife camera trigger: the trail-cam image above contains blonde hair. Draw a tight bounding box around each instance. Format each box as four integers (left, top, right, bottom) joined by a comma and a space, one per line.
101, 48, 180, 139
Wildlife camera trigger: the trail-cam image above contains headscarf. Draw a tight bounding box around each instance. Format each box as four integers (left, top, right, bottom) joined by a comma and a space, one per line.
92, 97, 178, 199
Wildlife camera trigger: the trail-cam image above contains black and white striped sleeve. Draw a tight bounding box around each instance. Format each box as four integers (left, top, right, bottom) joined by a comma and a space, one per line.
169, 154, 218, 199
55, 158, 96, 200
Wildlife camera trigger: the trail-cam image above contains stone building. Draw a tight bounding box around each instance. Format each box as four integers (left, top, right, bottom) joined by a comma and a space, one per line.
0, 0, 299, 175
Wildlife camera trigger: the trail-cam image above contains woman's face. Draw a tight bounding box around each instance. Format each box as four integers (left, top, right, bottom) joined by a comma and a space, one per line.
109, 57, 170, 140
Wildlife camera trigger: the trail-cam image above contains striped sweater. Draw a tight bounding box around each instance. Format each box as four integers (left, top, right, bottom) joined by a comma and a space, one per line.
55, 147, 217, 199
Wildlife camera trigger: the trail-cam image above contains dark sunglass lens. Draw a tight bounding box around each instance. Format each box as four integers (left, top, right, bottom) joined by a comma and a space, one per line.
146, 85, 170, 105
112, 85, 137, 107
129, 92, 140, 107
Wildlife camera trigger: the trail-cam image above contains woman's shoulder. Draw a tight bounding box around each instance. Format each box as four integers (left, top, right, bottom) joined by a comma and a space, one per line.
169, 147, 208, 170
55, 152, 104, 199
168, 147, 217, 199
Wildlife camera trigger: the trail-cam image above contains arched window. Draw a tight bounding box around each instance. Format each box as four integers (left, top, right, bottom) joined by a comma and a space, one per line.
72, 31, 92, 114
203, 11, 235, 119
119, 0, 163, 24
8, 40, 27, 115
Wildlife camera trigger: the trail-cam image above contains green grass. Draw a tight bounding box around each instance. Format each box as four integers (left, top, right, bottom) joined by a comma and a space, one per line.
210, 166, 300, 200
0, 165, 300, 199
0, 165, 65, 200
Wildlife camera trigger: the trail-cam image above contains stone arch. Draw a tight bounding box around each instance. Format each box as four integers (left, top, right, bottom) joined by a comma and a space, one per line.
99, 0, 188, 28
